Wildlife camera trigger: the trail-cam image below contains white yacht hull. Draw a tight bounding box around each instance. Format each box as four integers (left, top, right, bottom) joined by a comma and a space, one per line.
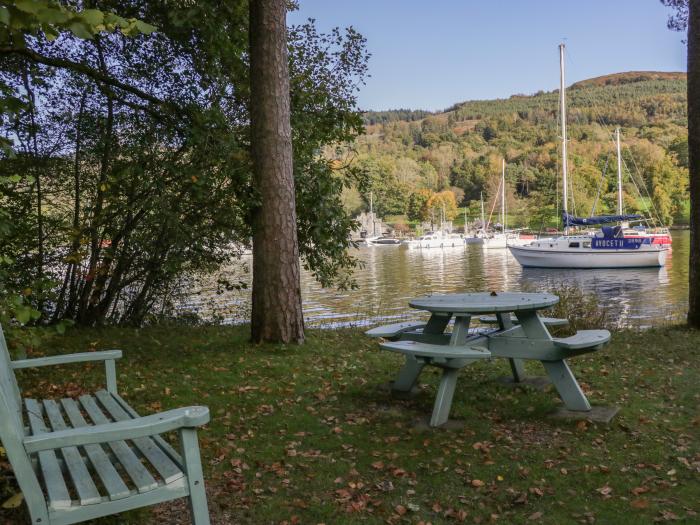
482, 235, 508, 249
509, 244, 668, 268
403, 236, 463, 249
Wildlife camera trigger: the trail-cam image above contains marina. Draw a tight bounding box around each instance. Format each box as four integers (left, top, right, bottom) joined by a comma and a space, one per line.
177, 230, 689, 329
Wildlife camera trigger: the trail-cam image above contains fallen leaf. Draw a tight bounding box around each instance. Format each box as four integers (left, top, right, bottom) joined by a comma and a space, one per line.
2, 493, 23, 509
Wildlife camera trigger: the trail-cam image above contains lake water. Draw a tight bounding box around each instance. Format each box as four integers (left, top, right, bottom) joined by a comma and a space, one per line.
178, 230, 690, 329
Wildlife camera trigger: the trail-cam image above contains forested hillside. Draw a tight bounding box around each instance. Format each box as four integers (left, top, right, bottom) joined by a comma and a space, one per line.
342, 72, 689, 230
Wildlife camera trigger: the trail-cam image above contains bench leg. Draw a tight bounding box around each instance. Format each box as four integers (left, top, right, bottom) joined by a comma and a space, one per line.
430, 368, 460, 427
392, 356, 425, 392
508, 358, 527, 382
542, 360, 591, 411
180, 428, 211, 525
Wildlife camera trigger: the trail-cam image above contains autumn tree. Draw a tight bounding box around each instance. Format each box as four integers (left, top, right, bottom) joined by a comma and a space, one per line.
661, 0, 699, 327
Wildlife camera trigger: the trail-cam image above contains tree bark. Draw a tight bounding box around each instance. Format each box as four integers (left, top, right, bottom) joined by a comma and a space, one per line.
689, 0, 700, 328
249, 0, 305, 343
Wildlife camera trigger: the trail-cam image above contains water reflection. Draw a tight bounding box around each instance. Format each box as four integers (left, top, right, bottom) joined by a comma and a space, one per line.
177, 231, 689, 328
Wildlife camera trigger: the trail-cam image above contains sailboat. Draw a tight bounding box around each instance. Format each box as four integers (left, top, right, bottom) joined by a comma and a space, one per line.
464, 193, 487, 244
508, 44, 669, 269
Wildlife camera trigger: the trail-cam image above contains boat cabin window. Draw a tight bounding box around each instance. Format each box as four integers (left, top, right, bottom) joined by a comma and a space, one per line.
568, 242, 580, 248
583, 241, 591, 248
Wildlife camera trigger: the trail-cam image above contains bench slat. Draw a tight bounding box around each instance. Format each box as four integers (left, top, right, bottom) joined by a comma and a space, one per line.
94, 391, 183, 484
41, 400, 104, 505
380, 340, 491, 360
365, 321, 426, 338
53, 398, 131, 500
24, 399, 72, 509
68, 397, 159, 494
553, 330, 611, 350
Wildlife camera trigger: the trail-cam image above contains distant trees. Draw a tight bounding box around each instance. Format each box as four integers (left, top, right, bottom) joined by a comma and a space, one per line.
0, 1, 369, 329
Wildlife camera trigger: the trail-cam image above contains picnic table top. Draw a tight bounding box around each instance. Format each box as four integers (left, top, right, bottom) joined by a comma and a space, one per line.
408, 292, 559, 314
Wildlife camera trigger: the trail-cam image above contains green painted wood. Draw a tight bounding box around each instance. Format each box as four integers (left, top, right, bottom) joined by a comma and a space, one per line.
449, 315, 471, 346
479, 315, 569, 327
94, 391, 184, 484
0, 394, 49, 524
180, 429, 211, 525
45, 399, 131, 501
24, 399, 72, 510
410, 292, 558, 314
365, 321, 426, 339
381, 340, 491, 360
0, 324, 24, 432
553, 330, 611, 350
11, 350, 123, 369
41, 400, 103, 506
47, 478, 189, 525
105, 360, 118, 393
541, 360, 592, 411
430, 368, 460, 427
24, 402, 209, 454
67, 397, 159, 494
391, 356, 426, 392
111, 393, 184, 467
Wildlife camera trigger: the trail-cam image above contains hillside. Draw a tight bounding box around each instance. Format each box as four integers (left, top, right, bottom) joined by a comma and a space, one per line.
347, 72, 688, 229
570, 71, 686, 89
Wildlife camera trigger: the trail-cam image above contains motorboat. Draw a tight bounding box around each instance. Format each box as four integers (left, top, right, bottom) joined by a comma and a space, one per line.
370, 237, 402, 246
403, 231, 464, 249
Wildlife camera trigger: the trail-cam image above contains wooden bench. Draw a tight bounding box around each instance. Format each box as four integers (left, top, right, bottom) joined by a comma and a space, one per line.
478, 315, 569, 327
0, 324, 211, 525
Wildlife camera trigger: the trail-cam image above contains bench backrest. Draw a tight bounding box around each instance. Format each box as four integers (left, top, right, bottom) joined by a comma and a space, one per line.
0, 324, 23, 434
0, 324, 50, 520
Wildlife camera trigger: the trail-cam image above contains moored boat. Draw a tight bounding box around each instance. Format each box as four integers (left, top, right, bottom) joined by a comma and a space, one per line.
508, 44, 669, 269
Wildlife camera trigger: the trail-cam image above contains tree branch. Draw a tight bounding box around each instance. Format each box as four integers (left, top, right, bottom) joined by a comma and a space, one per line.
0, 46, 166, 107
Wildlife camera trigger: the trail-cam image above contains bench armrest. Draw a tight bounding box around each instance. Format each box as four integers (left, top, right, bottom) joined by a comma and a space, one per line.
23, 406, 210, 453
12, 350, 123, 369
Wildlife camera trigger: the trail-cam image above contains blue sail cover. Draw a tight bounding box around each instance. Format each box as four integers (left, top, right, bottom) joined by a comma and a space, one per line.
562, 212, 642, 227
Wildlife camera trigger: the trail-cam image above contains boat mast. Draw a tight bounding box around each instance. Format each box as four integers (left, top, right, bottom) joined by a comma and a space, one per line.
370, 191, 375, 236
616, 127, 623, 215
480, 192, 485, 230
559, 43, 569, 235
501, 159, 506, 233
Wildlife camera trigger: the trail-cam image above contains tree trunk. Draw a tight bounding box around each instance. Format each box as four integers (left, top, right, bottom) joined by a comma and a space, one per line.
249, 0, 305, 343
689, 0, 700, 328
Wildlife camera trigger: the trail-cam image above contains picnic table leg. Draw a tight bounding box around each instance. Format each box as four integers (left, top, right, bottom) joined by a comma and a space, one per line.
392, 356, 426, 392
450, 315, 471, 346
541, 360, 591, 411
391, 313, 451, 394
497, 313, 526, 382
515, 310, 591, 411
430, 367, 460, 427
424, 312, 451, 334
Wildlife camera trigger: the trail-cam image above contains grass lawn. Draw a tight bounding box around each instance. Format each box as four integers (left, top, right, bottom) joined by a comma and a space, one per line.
1, 325, 699, 524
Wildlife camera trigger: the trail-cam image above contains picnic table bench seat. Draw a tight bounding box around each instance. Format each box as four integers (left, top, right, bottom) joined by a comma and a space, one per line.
0, 325, 211, 525
553, 329, 610, 351
365, 321, 426, 339
478, 314, 569, 327
380, 340, 491, 361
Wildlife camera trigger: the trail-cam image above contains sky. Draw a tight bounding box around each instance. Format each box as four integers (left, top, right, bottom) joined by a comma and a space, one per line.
287, 0, 687, 112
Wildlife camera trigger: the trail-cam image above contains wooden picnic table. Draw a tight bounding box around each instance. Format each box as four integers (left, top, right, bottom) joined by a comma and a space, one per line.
367, 292, 610, 427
